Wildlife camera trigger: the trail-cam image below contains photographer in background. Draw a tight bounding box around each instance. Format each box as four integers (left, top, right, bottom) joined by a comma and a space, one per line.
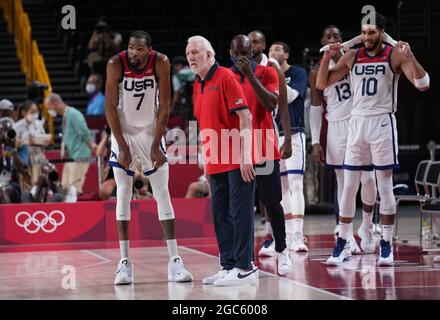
87, 17, 122, 74
97, 125, 116, 200
21, 161, 63, 203
14, 100, 50, 186
0, 117, 30, 203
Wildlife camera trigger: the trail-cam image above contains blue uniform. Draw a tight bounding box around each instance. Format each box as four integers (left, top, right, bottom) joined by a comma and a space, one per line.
275, 66, 308, 135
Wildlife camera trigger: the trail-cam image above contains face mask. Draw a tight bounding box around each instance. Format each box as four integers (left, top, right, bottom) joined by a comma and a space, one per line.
48, 109, 57, 117
26, 113, 39, 122
230, 56, 239, 66
85, 83, 96, 94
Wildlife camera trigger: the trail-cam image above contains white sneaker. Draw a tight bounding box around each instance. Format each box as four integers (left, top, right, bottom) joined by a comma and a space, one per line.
348, 236, 361, 254
358, 224, 377, 254
114, 257, 134, 285
290, 232, 308, 252
326, 237, 352, 265
258, 238, 275, 257
203, 269, 230, 285
277, 249, 292, 276
168, 255, 193, 282
213, 267, 257, 286
377, 240, 394, 266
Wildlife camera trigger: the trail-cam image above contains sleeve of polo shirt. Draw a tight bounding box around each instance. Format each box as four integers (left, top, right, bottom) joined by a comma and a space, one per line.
224, 74, 249, 113
264, 67, 280, 97
71, 111, 92, 143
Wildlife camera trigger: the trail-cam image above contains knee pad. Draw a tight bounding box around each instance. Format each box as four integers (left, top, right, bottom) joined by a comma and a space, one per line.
114, 168, 133, 221
339, 170, 362, 219
288, 175, 305, 216
360, 171, 377, 206
149, 164, 175, 221
376, 171, 396, 215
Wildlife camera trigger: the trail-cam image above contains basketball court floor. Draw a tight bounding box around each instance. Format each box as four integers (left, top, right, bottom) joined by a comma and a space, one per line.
1, 205, 439, 300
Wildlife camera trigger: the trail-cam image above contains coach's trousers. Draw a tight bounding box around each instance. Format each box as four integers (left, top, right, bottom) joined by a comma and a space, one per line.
210, 168, 255, 271
256, 160, 286, 253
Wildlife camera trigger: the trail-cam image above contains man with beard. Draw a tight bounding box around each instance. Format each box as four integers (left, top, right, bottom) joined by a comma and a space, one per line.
105, 30, 193, 284
309, 25, 378, 255
317, 13, 430, 266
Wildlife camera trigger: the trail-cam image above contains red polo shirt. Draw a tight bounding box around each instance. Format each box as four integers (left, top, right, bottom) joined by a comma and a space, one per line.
193, 62, 251, 175
231, 64, 281, 163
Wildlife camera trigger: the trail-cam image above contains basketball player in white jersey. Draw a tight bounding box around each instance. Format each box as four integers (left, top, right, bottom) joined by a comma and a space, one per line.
105, 30, 193, 284
309, 25, 378, 254
317, 13, 429, 265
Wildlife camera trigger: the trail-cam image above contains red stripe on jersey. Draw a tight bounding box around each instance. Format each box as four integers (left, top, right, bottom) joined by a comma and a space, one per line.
355, 45, 392, 64
119, 50, 156, 78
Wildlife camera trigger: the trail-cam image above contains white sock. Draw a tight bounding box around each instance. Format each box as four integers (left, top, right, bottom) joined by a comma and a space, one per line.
293, 218, 304, 234
339, 222, 353, 241
166, 239, 179, 259
361, 210, 373, 230
285, 219, 294, 237
382, 225, 394, 243
119, 240, 129, 259
265, 221, 273, 236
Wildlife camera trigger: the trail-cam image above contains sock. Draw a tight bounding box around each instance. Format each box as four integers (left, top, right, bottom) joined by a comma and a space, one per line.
265, 221, 273, 236
285, 219, 294, 238
382, 225, 394, 243
119, 240, 129, 259
166, 239, 179, 259
361, 210, 373, 231
293, 218, 304, 234
339, 222, 353, 241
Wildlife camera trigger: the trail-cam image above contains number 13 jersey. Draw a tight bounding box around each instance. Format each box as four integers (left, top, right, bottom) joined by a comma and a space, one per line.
323, 58, 353, 122
117, 50, 159, 134
350, 45, 400, 116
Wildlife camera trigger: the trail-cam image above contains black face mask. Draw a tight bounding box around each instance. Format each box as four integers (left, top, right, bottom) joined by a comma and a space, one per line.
230, 56, 257, 73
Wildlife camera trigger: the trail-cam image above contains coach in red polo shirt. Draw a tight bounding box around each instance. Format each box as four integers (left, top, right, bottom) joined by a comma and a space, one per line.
186, 35, 257, 286
230, 35, 292, 276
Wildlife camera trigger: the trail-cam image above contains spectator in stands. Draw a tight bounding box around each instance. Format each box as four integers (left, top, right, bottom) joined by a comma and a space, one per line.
14, 100, 50, 185
85, 73, 105, 116
132, 163, 154, 200
87, 18, 122, 74
97, 125, 116, 200
185, 148, 210, 198
44, 93, 97, 195
171, 55, 196, 119
0, 99, 15, 121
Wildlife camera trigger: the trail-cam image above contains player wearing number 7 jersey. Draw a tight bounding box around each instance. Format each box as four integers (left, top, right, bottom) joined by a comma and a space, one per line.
105, 30, 193, 285
309, 25, 377, 256
317, 13, 429, 266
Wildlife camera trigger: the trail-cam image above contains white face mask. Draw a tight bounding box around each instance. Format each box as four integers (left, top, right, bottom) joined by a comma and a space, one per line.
85, 83, 96, 94
26, 113, 39, 122
48, 109, 57, 117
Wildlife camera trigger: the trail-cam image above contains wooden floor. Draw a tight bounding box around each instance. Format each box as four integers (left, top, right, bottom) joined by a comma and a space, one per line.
1, 205, 440, 300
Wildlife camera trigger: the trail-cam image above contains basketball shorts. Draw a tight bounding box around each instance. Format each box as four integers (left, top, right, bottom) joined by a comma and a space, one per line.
343, 114, 399, 170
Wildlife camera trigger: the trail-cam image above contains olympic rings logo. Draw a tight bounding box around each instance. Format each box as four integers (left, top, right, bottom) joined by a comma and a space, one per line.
15, 210, 65, 234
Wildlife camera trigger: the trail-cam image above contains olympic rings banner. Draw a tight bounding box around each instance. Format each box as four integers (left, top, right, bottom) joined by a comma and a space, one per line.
0, 199, 214, 245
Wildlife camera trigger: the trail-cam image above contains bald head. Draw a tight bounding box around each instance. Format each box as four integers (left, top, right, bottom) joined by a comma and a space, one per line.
248, 30, 266, 59
44, 93, 66, 116
230, 34, 253, 59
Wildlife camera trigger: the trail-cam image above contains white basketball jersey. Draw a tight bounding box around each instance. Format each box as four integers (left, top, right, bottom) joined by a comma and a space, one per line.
117, 50, 159, 134
323, 58, 353, 122
350, 45, 400, 116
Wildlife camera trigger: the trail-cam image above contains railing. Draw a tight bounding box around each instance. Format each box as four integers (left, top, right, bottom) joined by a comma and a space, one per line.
0, 0, 54, 142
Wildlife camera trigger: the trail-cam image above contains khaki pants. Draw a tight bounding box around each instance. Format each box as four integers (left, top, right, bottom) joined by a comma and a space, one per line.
61, 162, 90, 193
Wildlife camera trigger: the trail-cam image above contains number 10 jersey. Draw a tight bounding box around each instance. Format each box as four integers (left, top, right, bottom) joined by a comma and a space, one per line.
350, 45, 400, 116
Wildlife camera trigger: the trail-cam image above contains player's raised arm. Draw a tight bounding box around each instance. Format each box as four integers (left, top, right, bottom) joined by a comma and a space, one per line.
393, 41, 430, 92
316, 45, 354, 90
105, 55, 131, 169
151, 52, 171, 168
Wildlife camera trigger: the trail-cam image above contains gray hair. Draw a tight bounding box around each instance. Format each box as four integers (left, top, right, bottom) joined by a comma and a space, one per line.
187, 35, 216, 64
46, 93, 63, 104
